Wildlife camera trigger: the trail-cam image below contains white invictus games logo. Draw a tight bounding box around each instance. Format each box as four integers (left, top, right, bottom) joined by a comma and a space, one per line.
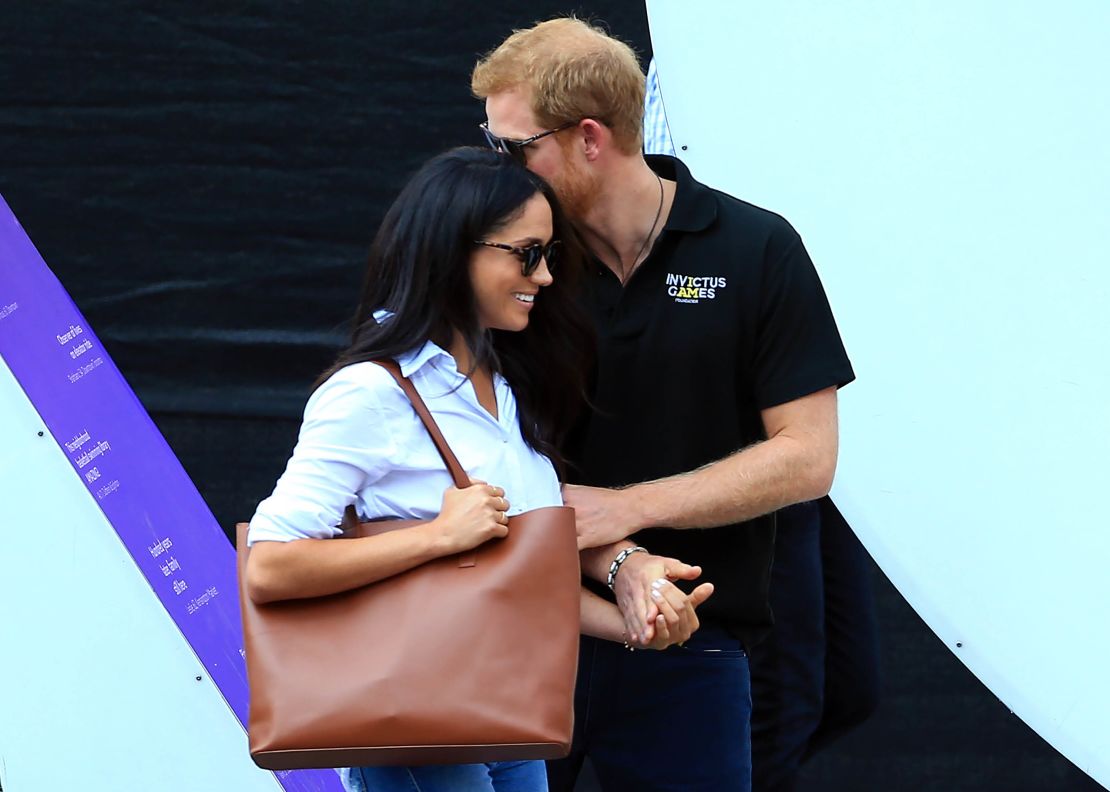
665, 273, 728, 304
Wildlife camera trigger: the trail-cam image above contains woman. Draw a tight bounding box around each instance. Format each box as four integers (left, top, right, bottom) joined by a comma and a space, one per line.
246, 147, 709, 792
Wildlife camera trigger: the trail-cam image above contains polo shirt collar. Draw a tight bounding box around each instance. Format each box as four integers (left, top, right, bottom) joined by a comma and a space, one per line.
646, 154, 717, 233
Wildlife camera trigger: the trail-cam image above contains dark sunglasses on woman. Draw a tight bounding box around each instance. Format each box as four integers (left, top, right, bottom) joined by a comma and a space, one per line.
474, 239, 561, 277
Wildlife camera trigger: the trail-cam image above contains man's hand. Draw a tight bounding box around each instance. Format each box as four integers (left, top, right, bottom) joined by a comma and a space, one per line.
612, 551, 705, 644
638, 579, 715, 651
563, 483, 643, 549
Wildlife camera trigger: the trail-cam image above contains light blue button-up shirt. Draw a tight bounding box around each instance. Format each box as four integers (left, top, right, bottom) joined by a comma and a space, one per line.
644, 58, 677, 156
248, 340, 562, 544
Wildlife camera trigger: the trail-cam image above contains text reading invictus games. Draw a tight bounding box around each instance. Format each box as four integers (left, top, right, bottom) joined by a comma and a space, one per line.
665, 273, 728, 303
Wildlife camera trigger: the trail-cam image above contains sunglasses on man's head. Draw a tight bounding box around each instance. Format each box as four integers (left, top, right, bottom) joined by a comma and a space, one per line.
474, 239, 561, 277
479, 121, 579, 166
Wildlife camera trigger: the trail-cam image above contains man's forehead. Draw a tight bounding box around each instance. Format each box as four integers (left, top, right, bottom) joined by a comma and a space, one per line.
484, 86, 539, 137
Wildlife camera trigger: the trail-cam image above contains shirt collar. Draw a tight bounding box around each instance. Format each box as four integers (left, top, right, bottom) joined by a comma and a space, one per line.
397, 340, 506, 391
371, 310, 454, 378
646, 154, 717, 233
395, 340, 453, 378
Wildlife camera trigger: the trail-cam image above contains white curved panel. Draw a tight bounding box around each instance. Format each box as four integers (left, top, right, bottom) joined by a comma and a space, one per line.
0, 359, 282, 792
647, 1, 1110, 786
0, 197, 342, 791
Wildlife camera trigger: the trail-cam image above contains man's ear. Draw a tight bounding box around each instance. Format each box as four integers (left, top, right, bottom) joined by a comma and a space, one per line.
580, 119, 608, 162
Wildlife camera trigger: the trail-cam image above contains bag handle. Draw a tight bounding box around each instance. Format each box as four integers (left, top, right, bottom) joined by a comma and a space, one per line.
373, 360, 469, 490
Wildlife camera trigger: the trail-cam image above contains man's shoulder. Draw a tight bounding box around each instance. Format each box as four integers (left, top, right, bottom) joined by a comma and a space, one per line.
653, 154, 804, 251
701, 181, 799, 242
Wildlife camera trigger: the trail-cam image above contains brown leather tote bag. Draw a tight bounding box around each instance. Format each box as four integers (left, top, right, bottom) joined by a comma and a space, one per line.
235, 361, 580, 770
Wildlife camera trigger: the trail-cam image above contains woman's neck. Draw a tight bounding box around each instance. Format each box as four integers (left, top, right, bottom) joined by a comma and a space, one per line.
447, 330, 498, 419
447, 330, 486, 379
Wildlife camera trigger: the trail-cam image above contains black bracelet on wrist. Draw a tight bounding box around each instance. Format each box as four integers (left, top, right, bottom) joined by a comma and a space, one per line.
607, 545, 647, 591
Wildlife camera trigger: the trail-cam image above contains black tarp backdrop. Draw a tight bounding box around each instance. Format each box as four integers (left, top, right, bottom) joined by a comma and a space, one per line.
0, 3, 1101, 791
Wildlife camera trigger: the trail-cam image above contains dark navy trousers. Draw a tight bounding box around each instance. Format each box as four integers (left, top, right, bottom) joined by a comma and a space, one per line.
749, 498, 881, 791
547, 624, 752, 792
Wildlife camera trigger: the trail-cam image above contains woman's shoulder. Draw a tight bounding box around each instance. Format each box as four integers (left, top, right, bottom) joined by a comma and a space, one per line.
305, 361, 407, 419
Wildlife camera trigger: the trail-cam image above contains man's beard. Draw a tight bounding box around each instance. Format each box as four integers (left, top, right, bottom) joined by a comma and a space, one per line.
550, 156, 598, 222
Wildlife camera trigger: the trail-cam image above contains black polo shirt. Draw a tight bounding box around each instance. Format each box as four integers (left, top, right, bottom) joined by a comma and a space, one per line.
567, 155, 855, 649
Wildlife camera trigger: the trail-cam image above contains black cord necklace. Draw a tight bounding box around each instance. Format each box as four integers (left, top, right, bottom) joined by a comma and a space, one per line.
620, 171, 664, 284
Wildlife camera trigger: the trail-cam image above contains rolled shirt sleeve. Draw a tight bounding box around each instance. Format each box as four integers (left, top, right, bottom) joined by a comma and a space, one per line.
247, 365, 398, 544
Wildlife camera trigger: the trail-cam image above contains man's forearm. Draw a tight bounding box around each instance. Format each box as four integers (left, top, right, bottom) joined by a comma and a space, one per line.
628, 432, 835, 532
564, 387, 839, 548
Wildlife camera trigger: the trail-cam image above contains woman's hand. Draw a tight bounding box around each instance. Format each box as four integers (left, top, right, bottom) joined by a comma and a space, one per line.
635, 579, 715, 651
425, 478, 510, 555
612, 551, 704, 645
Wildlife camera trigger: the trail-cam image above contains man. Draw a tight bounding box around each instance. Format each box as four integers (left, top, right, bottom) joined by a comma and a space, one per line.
642, 58, 880, 792
473, 18, 854, 791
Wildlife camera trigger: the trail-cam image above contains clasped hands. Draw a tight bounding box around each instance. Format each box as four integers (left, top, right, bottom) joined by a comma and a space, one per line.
564, 483, 714, 650
614, 551, 714, 650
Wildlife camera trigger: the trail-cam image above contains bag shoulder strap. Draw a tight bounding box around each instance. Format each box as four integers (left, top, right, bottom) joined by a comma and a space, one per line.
340, 359, 472, 537
373, 359, 469, 490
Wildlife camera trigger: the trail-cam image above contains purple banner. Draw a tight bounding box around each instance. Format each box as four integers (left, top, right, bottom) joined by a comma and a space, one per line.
0, 195, 343, 792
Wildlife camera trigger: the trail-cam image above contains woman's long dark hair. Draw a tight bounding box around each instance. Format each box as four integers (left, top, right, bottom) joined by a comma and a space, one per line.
317, 146, 594, 471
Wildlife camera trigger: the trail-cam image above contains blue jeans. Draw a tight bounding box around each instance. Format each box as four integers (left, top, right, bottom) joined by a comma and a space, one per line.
749, 498, 880, 792
547, 625, 752, 792
342, 760, 547, 792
